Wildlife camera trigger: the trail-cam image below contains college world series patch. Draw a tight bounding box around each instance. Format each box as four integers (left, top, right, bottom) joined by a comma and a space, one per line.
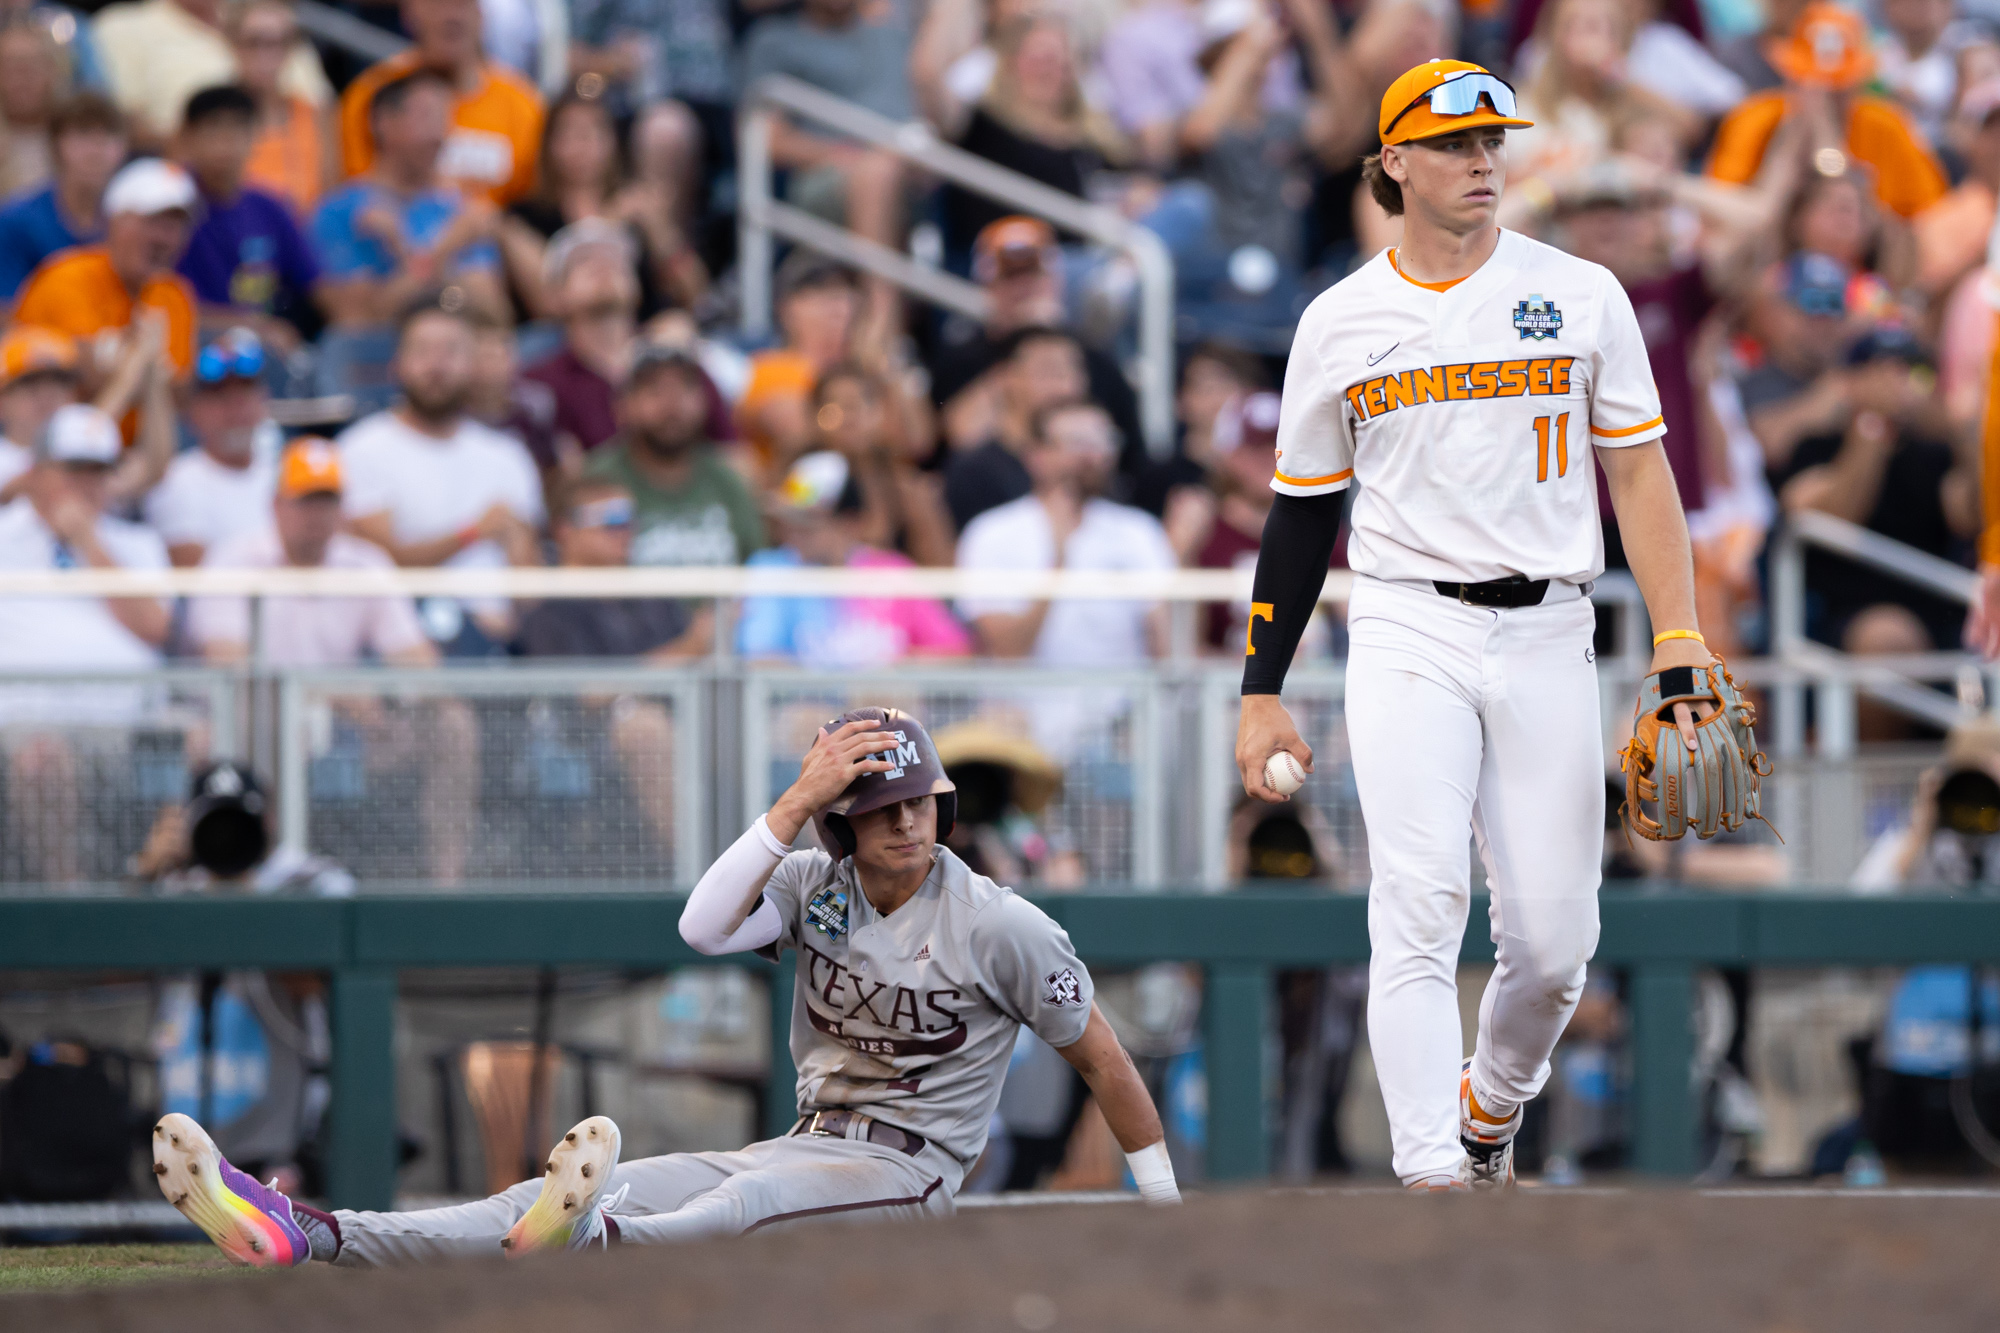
805, 887, 849, 941
1513, 295, 1562, 341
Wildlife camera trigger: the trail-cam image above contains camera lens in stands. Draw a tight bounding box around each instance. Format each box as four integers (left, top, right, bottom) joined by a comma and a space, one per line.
1936, 768, 2000, 838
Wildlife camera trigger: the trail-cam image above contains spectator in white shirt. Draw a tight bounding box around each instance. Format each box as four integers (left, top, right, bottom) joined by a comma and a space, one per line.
192, 438, 431, 667
144, 330, 277, 567
957, 399, 1177, 664
338, 296, 544, 652
193, 438, 480, 883
0, 403, 170, 881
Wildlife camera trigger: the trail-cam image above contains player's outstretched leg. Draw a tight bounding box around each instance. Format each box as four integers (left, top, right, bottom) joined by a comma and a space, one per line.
152, 1112, 336, 1267
1457, 1057, 1524, 1189
500, 1115, 625, 1256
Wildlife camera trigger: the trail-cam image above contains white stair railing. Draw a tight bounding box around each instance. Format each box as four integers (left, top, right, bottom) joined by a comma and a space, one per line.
736, 74, 1178, 459
1767, 510, 1989, 758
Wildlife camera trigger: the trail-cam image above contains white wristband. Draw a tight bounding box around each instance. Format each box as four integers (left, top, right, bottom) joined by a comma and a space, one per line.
751, 814, 791, 859
1124, 1140, 1180, 1205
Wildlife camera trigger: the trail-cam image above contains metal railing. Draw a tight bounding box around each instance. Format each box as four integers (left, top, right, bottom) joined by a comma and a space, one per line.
0, 668, 1912, 890
0, 561, 1960, 888
736, 75, 1179, 458
0, 563, 1679, 889
294, 0, 405, 63
294, 0, 569, 96
1767, 510, 1990, 758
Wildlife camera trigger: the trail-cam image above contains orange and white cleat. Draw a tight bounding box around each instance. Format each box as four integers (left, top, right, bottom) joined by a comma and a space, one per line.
501, 1116, 625, 1256
1457, 1058, 1523, 1190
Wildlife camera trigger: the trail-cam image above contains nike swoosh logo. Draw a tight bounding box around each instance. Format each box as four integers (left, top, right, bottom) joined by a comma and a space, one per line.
1366, 342, 1399, 366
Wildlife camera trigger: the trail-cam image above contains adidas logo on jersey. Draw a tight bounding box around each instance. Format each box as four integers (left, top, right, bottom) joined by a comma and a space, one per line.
914, 944, 931, 961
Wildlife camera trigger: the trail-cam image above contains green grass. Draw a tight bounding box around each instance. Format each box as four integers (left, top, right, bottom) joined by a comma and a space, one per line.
0, 1243, 259, 1294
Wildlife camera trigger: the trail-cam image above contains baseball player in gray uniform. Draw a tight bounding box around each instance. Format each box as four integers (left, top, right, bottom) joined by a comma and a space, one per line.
151, 706, 1179, 1268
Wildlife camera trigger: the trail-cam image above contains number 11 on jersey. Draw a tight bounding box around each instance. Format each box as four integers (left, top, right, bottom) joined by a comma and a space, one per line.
1533, 412, 1570, 483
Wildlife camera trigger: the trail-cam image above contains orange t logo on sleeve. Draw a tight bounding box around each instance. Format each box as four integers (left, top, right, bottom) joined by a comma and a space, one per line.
1246, 602, 1275, 655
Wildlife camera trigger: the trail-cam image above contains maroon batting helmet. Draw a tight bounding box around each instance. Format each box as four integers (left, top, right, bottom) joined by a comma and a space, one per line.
812, 706, 957, 859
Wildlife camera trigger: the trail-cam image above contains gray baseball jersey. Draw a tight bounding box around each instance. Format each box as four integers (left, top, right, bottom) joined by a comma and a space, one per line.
756, 845, 1094, 1166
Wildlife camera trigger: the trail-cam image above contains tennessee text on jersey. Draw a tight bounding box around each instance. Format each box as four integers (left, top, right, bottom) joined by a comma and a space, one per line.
1345, 356, 1576, 423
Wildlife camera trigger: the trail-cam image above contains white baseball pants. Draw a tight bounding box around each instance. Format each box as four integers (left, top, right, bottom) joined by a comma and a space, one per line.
331, 1133, 956, 1267
1343, 576, 1604, 1184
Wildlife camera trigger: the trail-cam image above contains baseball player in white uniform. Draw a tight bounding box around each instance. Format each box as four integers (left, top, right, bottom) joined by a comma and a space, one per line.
1235, 60, 1714, 1190
153, 707, 1178, 1267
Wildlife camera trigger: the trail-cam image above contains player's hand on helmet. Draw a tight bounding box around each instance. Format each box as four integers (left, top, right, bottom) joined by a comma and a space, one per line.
1649, 635, 1716, 752
790, 720, 903, 810
1237, 694, 1313, 803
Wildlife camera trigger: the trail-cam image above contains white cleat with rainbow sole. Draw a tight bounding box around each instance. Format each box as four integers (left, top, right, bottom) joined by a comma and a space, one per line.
501, 1116, 625, 1256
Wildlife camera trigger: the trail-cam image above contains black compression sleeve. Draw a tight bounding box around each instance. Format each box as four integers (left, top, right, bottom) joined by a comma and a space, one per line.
1241, 491, 1345, 695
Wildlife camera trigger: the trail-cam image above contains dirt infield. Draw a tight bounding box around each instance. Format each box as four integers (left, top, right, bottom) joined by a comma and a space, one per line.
8, 1188, 1999, 1332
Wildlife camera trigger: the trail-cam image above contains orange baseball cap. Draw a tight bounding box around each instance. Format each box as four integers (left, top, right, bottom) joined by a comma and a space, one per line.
0, 325, 79, 388
1767, 4, 1874, 90
277, 437, 342, 498
973, 215, 1059, 280
1379, 59, 1533, 146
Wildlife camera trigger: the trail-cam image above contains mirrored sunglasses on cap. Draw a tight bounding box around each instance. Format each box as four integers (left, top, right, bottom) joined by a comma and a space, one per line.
1385, 71, 1520, 137
195, 335, 266, 386
570, 495, 634, 530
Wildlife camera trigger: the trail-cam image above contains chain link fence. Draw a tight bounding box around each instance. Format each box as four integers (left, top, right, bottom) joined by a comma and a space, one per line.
0, 663, 1956, 891
1764, 745, 1939, 887
0, 673, 229, 885
743, 670, 1163, 885
280, 669, 707, 890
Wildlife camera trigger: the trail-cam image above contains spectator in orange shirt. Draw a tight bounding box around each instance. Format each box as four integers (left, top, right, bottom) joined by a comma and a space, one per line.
229, 0, 337, 213
1706, 4, 1948, 220
736, 253, 864, 476
13, 157, 199, 380
338, 0, 544, 206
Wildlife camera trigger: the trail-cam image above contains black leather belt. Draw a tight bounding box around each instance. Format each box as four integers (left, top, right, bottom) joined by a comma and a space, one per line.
1433, 576, 1550, 608
791, 1108, 928, 1157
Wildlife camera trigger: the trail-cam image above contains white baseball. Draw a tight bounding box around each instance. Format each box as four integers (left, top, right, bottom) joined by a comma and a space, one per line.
1263, 751, 1306, 796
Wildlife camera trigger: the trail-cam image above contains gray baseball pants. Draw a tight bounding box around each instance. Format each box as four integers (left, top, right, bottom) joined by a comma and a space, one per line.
330, 1132, 957, 1267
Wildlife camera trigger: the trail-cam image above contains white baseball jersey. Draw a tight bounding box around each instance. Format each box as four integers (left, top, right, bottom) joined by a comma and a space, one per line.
1271, 228, 1666, 586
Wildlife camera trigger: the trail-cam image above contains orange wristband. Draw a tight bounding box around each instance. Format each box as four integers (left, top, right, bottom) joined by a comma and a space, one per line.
1652, 629, 1706, 647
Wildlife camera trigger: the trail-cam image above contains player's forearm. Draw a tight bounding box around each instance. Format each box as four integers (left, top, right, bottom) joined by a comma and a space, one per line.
1058, 1006, 1162, 1152
1059, 1006, 1179, 1203
678, 816, 788, 954
1241, 492, 1344, 694
1083, 1054, 1165, 1155
1598, 442, 1700, 638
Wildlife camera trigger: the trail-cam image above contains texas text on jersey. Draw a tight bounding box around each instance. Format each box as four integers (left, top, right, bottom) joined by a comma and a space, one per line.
758, 843, 1094, 1168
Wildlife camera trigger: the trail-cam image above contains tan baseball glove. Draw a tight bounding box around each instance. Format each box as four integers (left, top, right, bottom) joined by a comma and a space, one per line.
1619, 658, 1777, 843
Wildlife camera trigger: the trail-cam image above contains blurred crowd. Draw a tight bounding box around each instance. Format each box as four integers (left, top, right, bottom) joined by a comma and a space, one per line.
7, 0, 2000, 1189
0, 0, 1990, 716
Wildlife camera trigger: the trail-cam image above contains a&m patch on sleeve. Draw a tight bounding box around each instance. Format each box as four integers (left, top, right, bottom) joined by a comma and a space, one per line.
1042, 968, 1084, 1008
